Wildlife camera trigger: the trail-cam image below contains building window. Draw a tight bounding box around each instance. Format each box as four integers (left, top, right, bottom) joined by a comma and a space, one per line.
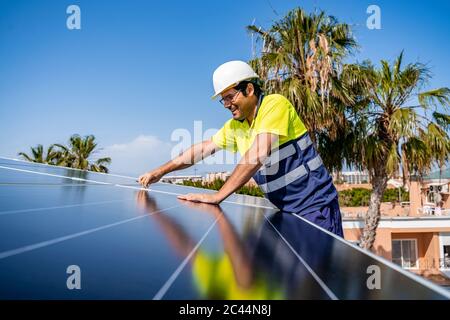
392, 239, 418, 269
426, 191, 435, 204
443, 245, 450, 269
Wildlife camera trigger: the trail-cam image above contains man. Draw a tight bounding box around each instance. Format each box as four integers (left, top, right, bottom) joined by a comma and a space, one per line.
138, 60, 343, 236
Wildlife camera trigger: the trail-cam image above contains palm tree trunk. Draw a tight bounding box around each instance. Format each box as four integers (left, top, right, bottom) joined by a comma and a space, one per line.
360, 171, 388, 250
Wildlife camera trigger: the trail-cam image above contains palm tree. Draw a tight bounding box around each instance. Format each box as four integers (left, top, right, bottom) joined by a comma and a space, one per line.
18, 144, 59, 164
247, 7, 357, 144
334, 52, 450, 249
20, 134, 111, 173
89, 158, 112, 173
53, 134, 111, 173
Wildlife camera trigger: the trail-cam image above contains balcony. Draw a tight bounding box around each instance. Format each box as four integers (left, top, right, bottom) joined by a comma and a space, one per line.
417, 207, 450, 216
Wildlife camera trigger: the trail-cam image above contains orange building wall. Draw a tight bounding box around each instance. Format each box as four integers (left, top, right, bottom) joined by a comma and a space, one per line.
341, 203, 409, 218
344, 227, 445, 273
343, 228, 392, 260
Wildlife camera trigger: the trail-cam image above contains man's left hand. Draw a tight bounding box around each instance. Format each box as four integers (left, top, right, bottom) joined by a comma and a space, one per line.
177, 192, 221, 204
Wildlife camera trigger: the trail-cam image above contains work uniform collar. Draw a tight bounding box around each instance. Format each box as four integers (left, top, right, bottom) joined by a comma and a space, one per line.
254, 93, 265, 120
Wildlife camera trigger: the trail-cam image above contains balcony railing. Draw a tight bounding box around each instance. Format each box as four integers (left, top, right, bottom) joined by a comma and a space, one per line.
409, 258, 450, 269
417, 207, 450, 216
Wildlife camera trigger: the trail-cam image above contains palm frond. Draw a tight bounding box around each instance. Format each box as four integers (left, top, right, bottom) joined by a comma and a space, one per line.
418, 87, 450, 109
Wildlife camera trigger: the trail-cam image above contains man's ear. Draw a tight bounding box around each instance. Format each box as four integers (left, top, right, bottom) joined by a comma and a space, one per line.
246, 83, 255, 96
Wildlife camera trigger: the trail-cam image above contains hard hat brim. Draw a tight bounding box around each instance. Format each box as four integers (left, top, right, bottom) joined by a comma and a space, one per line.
211, 76, 259, 100
211, 82, 238, 99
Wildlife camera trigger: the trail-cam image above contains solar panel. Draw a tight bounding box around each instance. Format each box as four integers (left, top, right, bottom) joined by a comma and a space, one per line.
0, 157, 449, 300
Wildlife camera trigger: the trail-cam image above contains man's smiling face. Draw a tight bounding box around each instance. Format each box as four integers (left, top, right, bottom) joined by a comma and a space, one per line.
220, 88, 244, 120
220, 84, 256, 121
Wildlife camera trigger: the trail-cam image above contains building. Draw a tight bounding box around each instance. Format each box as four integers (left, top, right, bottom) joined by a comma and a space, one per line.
333, 170, 370, 184
204, 172, 231, 183
343, 168, 450, 284
160, 175, 203, 184
204, 171, 258, 187
333, 170, 405, 192
344, 217, 450, 283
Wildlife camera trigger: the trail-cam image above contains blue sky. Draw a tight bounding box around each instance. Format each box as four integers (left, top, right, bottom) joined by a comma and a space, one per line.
0, 0, 449, 176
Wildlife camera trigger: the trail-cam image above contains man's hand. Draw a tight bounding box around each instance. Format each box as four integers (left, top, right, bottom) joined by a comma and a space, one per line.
177, 199, 224, 217
138, 169, 164, 188
137, 140, 220, 189
177, 192, 222, 204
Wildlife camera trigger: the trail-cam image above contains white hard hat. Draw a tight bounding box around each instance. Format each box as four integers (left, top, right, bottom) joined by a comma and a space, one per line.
212, 60, 259, 99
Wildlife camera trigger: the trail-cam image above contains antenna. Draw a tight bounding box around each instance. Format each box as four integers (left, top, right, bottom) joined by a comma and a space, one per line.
251, 18, 256, 59
266, 0, 279, 16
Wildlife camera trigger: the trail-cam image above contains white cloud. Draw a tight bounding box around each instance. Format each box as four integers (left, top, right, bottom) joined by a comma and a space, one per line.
98, 135, 173, 177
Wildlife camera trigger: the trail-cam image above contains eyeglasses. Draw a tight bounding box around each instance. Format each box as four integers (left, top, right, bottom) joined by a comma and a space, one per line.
219, 90, 242, 106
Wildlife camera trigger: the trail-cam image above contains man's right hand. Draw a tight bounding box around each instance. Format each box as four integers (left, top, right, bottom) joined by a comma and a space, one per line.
138, 169, 164, 188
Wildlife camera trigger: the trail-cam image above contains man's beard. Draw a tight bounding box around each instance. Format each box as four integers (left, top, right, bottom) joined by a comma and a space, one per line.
231, 105, 246, 122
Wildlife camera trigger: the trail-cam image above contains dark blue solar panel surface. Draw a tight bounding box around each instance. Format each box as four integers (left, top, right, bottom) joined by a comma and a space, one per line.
0, 157, 449, 300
